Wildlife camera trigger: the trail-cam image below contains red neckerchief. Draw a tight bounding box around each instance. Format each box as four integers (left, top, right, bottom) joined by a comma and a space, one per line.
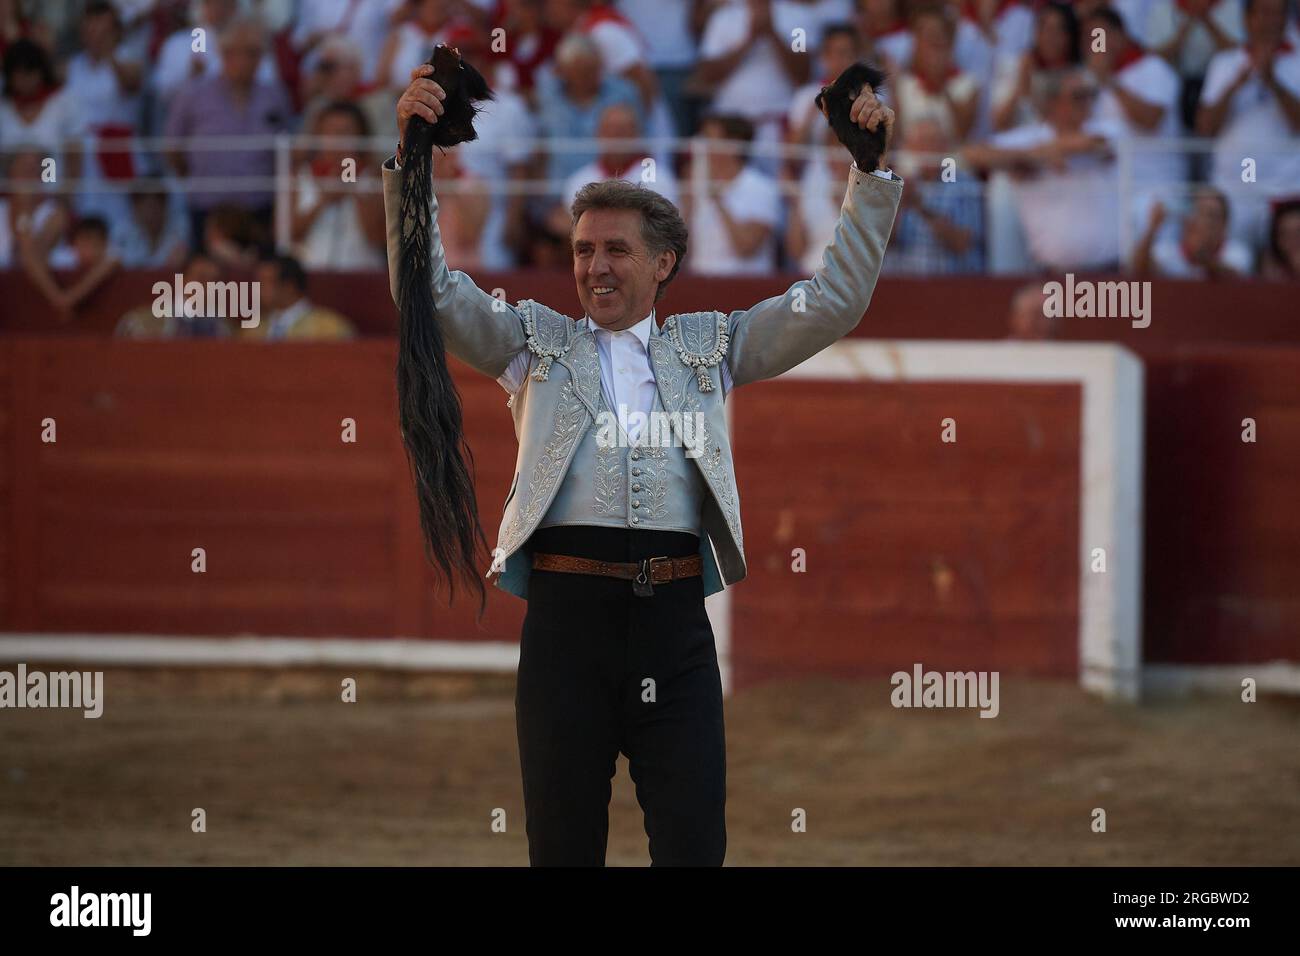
913, 65, 960, 96
960, 1, 1024, 23
1238, 39, 1295, 60
867, 17, 909, 38
1114, 41, 1146, 73
8, 85, 55, 109
490, 1, 559, 89
579, 4, 636, 32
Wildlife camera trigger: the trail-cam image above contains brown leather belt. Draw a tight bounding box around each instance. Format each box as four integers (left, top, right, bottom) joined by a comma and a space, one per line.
532, 552, 702, 597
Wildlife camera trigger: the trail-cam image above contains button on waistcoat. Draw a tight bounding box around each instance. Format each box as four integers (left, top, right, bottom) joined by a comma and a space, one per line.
539, 376, 707, 536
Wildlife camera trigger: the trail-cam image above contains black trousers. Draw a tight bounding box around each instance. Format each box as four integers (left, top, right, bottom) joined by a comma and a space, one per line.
515, 524, 727, 866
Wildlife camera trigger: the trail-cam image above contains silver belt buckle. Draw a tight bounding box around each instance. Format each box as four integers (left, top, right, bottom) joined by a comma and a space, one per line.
633, 556, 670, 597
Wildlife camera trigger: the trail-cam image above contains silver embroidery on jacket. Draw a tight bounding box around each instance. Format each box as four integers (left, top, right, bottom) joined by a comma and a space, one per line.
592, 391, 624, 516
499, 378, 589, 553
682, 389, 742, 553
521, 300, 573, 382
662, 312, 730, 392
637, 443, 670, 519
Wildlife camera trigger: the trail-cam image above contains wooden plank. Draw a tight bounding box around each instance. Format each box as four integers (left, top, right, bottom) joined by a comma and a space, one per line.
731, 380, 1082, 688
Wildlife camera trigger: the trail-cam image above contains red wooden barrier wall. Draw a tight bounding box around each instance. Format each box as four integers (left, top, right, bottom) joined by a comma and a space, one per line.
2, 269, 1298, 684
730, 380, 1082, 686
2, 337, 1093, 686
1143, 347, 1300, 665
0, 338, 524, 644
0, 270, 1295, 348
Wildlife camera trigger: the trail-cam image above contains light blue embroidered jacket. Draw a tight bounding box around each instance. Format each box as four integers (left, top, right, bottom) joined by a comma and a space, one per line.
382, 157, 902, 600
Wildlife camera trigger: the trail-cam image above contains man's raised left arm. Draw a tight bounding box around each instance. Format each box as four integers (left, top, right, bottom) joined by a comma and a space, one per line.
726, 88, 903, 388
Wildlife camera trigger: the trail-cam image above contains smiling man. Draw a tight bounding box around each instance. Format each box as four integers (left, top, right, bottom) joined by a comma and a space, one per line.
384, 62, 902, 866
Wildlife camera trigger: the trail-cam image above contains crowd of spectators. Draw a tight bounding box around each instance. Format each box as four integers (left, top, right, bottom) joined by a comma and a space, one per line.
0, 0, 1297, 337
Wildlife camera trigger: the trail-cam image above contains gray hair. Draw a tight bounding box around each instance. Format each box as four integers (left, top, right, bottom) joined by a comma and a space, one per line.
570, 180, 688, 303
316, 34, 363, 67
555, 32, 600, 66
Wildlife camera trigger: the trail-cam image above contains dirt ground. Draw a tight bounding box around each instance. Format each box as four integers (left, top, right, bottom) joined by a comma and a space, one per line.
1, 667, 1297, 866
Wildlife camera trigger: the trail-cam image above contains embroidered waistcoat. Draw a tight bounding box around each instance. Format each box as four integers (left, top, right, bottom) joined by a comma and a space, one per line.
489, 299, 743, 600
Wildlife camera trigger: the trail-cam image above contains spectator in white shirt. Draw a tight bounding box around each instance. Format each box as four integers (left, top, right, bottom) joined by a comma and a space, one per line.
110, 178, 190, 269
859, 0, 1001, 78
785, 123, 851, 272
1196, 0, 1300, 244
546, 0, 660, 107
1073, 0, 1159, 45
449, 24, 541, 269
856, 0, 914, 70
680, 113, 782, 275
894, 5, 980, 142
294, 0, 407, 86
965, 67, 1123, 271
786, 21, 867, 175
550, 103, 679, 236
693, 0, 818, 174
0, 147, 68, 272
1133, 186, 1254, 277
542, 0, 680, 174
1081, 5, 1183, 256
615, 0, 703, 135
0, 40, 85, 184
152, 0, 281, 109
992, 1, 1081, 131
965, 0, 1037, 61
65, 1, 147, 221
1147, 0, 1244, 86
535, 32, 646, 184
377, 0, 453, 93
291, 101, 386, 271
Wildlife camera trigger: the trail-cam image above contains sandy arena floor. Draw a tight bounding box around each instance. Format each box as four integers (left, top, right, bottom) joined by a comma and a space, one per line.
2, 667, 1297, 866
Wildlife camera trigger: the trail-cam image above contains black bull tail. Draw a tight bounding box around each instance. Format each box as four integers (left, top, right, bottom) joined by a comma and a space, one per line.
395, 45, 495, 615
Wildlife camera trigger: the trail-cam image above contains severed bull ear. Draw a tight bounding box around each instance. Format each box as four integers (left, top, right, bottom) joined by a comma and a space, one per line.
394, 44, 496, 614
815, 62, 889, 173
419, 43, 494, 149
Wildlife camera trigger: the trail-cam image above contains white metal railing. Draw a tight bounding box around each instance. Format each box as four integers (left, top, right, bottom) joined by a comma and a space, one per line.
1, 132, 1294, 269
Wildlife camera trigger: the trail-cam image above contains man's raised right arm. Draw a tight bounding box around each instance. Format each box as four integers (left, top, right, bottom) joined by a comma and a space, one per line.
385, 64, 527, 380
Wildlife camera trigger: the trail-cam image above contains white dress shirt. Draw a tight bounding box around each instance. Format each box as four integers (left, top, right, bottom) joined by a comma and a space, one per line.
493, 165, 895, 419
497, 309, 736, 443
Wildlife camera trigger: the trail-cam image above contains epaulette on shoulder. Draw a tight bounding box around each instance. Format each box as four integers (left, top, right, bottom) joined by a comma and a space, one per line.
519, 298, 580, 381
661, 311, 730, 393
